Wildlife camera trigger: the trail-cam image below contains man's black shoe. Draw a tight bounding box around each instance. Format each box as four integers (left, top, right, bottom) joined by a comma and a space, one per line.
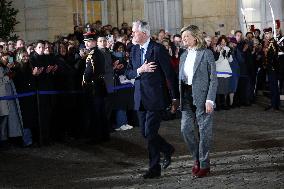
143, 170, 161, 179
264, 106, 272, 111
162, 147, 175, 169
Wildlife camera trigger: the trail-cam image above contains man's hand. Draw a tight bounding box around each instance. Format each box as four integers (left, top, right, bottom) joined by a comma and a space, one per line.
116, 64, 124, 70
46, 65, 54, 73
243, 44, 249, 52
205, 101, 214, 114
113, 60, 119, 69
52, 64, 58, 73
171, 99, 180, 114
32, 67, 44, 76
137, 60, 157, 74
7, 63, 14, 69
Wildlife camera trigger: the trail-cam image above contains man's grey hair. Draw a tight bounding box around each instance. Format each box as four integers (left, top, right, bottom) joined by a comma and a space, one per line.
133, 20, 151, 36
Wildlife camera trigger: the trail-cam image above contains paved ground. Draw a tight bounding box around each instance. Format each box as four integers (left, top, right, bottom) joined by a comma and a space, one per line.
0, 102, 284, 189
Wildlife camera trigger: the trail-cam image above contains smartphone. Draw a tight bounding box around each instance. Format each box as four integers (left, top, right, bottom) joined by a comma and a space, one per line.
215, 31, 220, 36
107, 35, 114, 42
8, 56, 13, 64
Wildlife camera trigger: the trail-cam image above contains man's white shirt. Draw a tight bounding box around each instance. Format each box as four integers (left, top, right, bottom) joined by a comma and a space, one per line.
137, 38, 151, 76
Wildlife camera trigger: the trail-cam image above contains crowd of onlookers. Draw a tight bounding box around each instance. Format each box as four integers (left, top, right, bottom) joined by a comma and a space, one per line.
0, 20, 283, 149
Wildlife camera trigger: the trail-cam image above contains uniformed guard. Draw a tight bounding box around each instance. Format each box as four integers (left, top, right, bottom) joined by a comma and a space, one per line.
262, 27, 280, 111
276, 21, 284, 95
82, 32, 110, 143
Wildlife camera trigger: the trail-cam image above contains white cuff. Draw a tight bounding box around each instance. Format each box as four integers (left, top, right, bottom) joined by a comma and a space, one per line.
137, 69, 141, 77
206, 100, 214, 106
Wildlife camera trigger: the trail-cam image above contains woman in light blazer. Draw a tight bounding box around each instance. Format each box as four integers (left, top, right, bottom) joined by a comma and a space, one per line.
179, 25, 218, 178
0, 53, 23, 146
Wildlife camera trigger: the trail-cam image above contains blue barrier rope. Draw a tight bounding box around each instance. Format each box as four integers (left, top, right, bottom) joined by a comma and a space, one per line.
0, 90, 83, 100
38, 90, 83, 95
0, 84, 134, 101
112, 83, 134, 91
0, 91, 37, 100
215, 72, 240, 77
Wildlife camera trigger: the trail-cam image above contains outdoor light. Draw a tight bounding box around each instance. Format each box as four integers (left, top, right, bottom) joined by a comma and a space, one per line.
244, 8, 255, 11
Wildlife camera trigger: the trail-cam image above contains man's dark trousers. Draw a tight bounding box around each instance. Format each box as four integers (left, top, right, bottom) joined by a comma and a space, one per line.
137, 109, 173, 171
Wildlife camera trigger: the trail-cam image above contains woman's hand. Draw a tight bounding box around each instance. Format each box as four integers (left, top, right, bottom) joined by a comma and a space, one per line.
46, 65, 54, 73
32, 67, 44, 76
52, 64, 58, 73
205, 101, 214, 114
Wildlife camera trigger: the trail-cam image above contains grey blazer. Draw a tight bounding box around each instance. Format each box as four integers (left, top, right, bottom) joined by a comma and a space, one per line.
179, 48, 218, 110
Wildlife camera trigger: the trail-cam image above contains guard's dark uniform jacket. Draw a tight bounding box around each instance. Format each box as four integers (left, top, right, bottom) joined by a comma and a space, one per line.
83, 47, 107, 97
263, 38, 279, 73
83, 46, 109, 142
262, 37, 280, 110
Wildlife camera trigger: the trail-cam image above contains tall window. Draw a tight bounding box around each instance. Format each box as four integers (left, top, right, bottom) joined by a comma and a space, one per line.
239, 0, 283, 33
72, 0, 106, 26
73, 0, 83, 26
144, 0, 182, 35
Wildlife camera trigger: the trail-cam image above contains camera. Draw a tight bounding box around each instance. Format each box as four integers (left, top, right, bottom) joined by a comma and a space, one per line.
8, 56, 13, 64
215, 31, 220, 36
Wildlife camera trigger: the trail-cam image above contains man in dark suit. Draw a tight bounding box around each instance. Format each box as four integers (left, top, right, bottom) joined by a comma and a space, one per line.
125, 20, 179, 179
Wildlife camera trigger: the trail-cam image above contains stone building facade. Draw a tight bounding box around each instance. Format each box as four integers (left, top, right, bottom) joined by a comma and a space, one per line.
11, 0, 284, 42
12, 0, 74, 42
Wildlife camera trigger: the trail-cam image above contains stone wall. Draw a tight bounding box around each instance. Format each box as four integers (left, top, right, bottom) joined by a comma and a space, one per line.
106, 0, 240, 36
182, 0, 239, 36
13, 0, 284, 42
107, 0, 144, 27
12, 0, 73, 43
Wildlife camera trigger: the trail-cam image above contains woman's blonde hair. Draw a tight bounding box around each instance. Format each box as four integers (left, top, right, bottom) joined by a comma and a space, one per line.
180, 25, 205, 49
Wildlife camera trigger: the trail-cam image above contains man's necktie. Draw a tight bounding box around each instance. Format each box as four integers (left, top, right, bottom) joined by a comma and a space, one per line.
140, 47, 144, 65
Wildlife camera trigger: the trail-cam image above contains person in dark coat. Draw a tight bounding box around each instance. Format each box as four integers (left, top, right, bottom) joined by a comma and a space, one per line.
262, 27, 280, 111
52, 41, 77, 141
29, 40, 55, 145
97, 36, 116, 133
277, 28, 284, 95
13, 49, 38, 146
82, 32, 109, 143
125, 20, 179, 179
233, 31, 251, 107
71, 45, 87, 138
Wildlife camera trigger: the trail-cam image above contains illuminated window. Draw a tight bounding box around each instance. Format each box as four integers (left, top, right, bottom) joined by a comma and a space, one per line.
238, 0, 283, 33
72, 0, 105, 26
73, 0, 83, 26
144, 0, 182, 34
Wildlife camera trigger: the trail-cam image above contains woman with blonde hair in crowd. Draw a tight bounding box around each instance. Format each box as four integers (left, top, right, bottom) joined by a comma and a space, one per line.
13, 49, 39, 146
179, 25, 217, 177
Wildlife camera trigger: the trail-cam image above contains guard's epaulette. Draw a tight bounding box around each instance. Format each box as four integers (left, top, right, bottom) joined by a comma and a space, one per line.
86, 50, 95, 61
86, 54, 92, 61
268, 39, 276, 52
